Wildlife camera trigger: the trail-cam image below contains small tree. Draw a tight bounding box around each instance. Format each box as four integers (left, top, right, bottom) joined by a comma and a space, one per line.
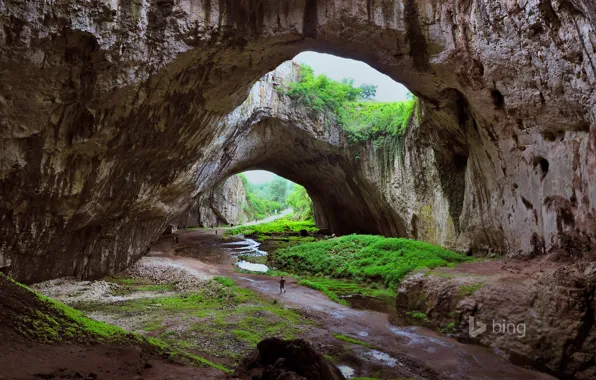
359, 84, 377, 100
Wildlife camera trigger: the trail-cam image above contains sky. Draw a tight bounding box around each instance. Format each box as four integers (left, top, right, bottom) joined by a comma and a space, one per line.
244, 52, 409, 184
243, 170, 278, 184
294, 51, 410, 102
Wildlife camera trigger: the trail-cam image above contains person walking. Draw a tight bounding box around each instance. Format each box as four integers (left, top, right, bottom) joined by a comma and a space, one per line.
279, 276, 286, 294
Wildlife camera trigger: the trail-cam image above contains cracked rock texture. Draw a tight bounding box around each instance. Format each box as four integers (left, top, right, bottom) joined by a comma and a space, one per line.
396, 259, 596, 378
177, 174, 249, 228
0, 0, 595, 285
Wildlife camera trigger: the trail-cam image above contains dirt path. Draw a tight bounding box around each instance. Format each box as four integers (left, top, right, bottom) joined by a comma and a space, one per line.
235, 208, 292, 227
155, 229, 555, 380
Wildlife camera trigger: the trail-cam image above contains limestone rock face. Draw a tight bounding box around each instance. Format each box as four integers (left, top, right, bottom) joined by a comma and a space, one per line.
177, 175, 248, 227
0, 0, 595, 282
396, 259, 596, 378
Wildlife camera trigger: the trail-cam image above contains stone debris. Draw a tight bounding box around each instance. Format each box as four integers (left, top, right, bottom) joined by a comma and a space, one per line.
125, 256, 211, 292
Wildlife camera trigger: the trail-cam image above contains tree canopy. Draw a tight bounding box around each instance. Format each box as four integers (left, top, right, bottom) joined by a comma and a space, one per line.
285, 64, 416, 143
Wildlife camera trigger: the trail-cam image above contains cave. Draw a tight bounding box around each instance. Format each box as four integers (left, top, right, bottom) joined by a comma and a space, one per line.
0, 1, 595, 379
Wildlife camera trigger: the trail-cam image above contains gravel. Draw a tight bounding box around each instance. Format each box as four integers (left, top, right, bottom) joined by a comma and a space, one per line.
125, 256, 212, 292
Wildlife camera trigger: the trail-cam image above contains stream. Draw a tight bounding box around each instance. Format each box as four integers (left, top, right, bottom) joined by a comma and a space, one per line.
178, 230, 554, 380
220, 238, 270, 272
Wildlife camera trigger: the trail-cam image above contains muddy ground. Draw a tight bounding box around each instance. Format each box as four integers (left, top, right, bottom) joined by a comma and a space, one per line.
27, 229, 556, 380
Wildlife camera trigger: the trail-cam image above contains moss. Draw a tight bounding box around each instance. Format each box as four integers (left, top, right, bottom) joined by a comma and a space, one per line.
137, 284, 175, 292
214, 276, 235, 287
233, 329, 261, 345
439, 321, 456, 334
406, 311, 429, 324
333, 333, 374, 349
72, 276, 310, 361
172, 351, 233, 373
272, 234, 472, 288
226, 218, 318, 236
143, 318, 164, 332
298, 279, 350, 306
458, 282, 484, 296
19, 286, 131, 342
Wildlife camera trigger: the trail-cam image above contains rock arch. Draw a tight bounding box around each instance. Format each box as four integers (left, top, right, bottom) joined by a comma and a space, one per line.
0, 0, 594, 282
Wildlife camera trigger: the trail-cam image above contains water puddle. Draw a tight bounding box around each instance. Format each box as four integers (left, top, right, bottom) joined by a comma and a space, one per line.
389, 325, 452, 348
337, 365, 354, 378
362, 349, 400, 367
224, 238, 270, 272
358, 331, 369, 337
237, 261, 268, 272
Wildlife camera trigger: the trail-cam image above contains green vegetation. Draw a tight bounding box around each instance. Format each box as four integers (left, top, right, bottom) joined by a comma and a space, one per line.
339, 100, 416, 142
458, 282, 484, 296
174, 351, 232, 373
286, 184, 313, 221
2, 275, 228, 372
298, 280, 349, 306
406, 311, 429, 324
285, 64, 416, 143
332, 333, 374, 349
226, 218, 318, 236
214, 276, 235, 287
297, 277, 395, 306
74, 277, 309, 362
12, 282, 132, 343
238, 173, 315, 223
439, 321, 457, 334
239, 174, 285, 221
271, 234, 472, 288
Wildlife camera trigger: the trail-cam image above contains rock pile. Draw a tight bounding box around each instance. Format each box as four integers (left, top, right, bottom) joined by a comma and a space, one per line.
125, 257, 211, 292
236, 337, 346, 380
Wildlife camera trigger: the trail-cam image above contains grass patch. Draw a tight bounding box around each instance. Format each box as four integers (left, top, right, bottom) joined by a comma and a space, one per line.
272, 234, 472, 288
2, 275, 230, 373
406, 311, 429, 324
137, 284, 175, 292
439, 321, 456, 334
214, 276, 235, 287
174, 351, 232, 373
74, 277, 310, 361
333, 333, 374, 349
143, 318, 164, 332
233, 329, 261, 345
226, 218, 318, 236
298, 280, 349, 306
458, 282, 484, 296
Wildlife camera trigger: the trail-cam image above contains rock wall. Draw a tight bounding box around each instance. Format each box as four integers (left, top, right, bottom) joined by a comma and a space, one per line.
395, 260, 596, 379
177, 175, 248, 227
0, 0, 595, 282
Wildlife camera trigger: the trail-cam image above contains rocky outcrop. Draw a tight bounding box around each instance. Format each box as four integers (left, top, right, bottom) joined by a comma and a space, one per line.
396, 259, 596, 379
236, 337, 346, 380
177, 175, 248, 227
0, 1, 595, 282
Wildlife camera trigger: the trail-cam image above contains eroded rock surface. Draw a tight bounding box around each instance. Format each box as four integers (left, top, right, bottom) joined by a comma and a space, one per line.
177, 175, 249, 228
0, 1, 595, 284
396, 258, 596, 378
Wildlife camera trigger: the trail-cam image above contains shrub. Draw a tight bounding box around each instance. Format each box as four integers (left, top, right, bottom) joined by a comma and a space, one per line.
226, 218, 318, 236
286, 64, 417, 144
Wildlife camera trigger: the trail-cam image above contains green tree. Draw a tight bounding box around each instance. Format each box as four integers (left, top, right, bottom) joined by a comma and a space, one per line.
359, 84, 377, 100
286, 185, 313, 221
267, 178, 289, 205
286, 64, 416, 144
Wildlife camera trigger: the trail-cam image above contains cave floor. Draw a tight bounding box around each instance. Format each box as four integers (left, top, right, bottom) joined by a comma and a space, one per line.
26, 230, 557, 380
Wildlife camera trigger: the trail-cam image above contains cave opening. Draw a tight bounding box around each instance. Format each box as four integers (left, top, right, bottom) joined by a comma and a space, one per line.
2, 2, 594, 378
190, 52, 414, 238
